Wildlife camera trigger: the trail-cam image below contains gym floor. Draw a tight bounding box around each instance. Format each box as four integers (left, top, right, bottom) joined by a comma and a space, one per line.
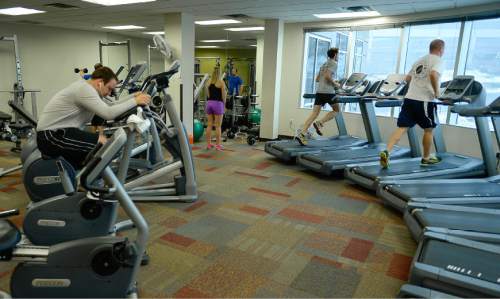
0, 139, 415, 298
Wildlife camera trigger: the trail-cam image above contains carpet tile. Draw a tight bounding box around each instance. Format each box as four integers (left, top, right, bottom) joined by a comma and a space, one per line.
0, 139, 417, 297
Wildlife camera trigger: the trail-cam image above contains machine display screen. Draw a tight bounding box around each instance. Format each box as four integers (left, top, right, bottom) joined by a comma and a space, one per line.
444, 78, 472, 94
344, 73, 365, 88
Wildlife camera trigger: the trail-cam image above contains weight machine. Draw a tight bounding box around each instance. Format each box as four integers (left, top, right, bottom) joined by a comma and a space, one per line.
0, 34, 40, 177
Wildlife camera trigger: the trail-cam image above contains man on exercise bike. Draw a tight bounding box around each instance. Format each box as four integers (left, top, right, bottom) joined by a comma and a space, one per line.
37, 66, 150, 169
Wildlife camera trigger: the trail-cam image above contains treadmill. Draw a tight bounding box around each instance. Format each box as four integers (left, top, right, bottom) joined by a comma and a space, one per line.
264, 73, 372, 162
297, 74, 421, 176
408, 230, 500, 297
398, 284, 459, 298
345, 76, 495, 191
405, 202, 500, 243
376, 95, 500, 213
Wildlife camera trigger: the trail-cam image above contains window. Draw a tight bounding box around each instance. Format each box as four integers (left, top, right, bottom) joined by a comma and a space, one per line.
347, 36, 368, 113
450, 18, 500, 128
336, 32, 349, 78
353, 38, 367, 72
399, 22, 462, 124
300, 32, 349, 108
301, 33, 332, 108
299, 17, 500, 131
345, 28, 402, 116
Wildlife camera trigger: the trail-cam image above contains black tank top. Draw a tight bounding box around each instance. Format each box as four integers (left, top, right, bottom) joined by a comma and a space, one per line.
208, 84, 223, 102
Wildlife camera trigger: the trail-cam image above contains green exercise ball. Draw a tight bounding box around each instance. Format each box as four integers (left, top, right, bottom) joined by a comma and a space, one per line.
193, 119, 204, 142
249, 107, 261, 124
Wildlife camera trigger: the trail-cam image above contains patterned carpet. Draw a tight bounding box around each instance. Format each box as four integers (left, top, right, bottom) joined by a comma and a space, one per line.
0, 138, 416, 298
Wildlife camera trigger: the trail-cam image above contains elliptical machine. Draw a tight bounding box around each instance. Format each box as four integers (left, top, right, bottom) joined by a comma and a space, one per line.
21, 68, 178, 247
0, 126, 148, 298
22, 62, 148, 202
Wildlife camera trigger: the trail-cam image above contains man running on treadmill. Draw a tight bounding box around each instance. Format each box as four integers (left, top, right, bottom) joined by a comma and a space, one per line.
380, 39, 445, 168
295, 47, 341, 146
37, 66, 150, 169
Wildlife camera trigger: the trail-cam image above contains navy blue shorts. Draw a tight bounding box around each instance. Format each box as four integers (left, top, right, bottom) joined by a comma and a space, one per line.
314, 93, 336, 107
397, 98, 437, 129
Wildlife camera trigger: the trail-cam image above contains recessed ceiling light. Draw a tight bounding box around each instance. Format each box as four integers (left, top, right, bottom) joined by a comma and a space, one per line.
144, 31, 164, 35
195, 19, 241, 26
199, 39, 230, 43
103, 25, 146, 30
250, 44, 257, 47
314, 11, 380, 19
81, 0, 156, 6
0, 7, 46, 15
225, 27, 264, 32
196, 45, 220, 48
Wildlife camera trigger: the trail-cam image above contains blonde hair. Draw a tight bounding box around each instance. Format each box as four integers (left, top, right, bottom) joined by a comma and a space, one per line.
210, 67, 220, 85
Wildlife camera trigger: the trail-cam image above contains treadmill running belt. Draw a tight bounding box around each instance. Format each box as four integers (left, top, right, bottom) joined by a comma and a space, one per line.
421, 239, 500, 284
305, 146, 386, 163
272, 139, 333, 150
273, 136, 361, 151
389, 182, 500, 198
415, 209, 500, 234
356, 161, 459, 179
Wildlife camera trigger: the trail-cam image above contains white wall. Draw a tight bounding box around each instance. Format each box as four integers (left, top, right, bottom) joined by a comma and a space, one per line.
0, 22, 164, 115
276, 4, 500, 159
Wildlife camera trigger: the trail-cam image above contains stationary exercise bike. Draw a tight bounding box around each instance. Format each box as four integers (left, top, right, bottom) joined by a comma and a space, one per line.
0, 126, 148, 298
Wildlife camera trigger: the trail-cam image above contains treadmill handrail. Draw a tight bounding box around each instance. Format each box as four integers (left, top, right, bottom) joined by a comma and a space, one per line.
452, 96, 500, 117
375, 97, 404, 107
336, 95, 363, 103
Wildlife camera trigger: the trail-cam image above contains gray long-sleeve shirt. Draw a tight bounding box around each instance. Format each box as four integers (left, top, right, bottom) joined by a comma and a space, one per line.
37, 79, 137, 131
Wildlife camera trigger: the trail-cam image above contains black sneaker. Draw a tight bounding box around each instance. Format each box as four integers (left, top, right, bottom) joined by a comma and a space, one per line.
313, 121, 323, 136
421, 156, 442, 166
295, 133, 308, 146
380, 150, 390, 169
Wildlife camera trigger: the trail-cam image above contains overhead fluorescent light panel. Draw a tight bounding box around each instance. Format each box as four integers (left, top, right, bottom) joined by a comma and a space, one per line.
225, 26, 264, 32
314, 6, 380, 19
103, 25, 145, 30
195, 19, 241, 25
0, 7, 46, 15
199, 39, 230, 43
82, 0, 156, 6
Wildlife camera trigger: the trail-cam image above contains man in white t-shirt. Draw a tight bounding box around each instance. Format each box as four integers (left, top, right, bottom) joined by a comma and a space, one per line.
380, 39, 445, 168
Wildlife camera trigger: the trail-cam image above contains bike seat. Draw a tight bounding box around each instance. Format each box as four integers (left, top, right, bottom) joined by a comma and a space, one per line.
41, 153, 59, 160
0, 219, 21, 254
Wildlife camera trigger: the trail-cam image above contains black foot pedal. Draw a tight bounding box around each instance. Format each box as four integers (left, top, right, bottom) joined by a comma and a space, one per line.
141, 251, 150, 266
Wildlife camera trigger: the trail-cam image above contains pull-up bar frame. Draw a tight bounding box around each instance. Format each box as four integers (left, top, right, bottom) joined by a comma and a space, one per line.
99, 40, 131, 72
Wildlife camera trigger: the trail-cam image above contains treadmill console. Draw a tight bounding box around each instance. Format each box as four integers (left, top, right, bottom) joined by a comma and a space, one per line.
341, 73, 367, 94
440, 76, 475, 101
378, 74, 406, 96
353, 80, 371, 95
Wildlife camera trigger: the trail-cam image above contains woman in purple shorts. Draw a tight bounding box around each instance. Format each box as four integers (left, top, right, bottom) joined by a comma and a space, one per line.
205, 67, 226, 150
